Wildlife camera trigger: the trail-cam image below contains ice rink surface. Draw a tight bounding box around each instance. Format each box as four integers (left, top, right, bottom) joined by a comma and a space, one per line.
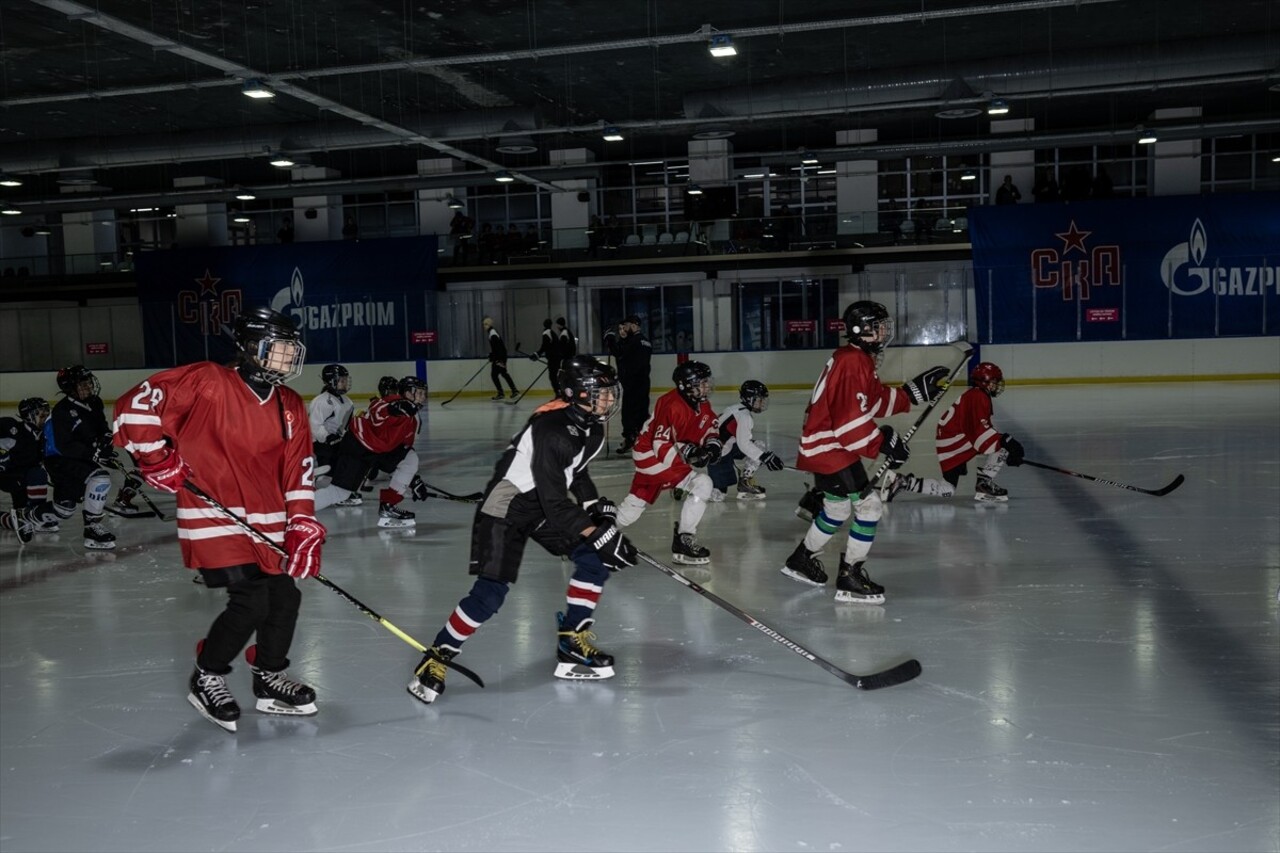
2, 380, 1277, 853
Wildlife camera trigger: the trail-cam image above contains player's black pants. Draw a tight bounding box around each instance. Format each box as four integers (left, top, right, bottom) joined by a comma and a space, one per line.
327, 432, 409, 492
619, 377, 650, 441
197, 565, 301, 674
545, 357, 561, 392
491, 363, 517, 395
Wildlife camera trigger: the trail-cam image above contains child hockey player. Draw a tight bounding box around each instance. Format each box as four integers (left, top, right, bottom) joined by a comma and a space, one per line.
615, 360, 721, 565
112, 306, 324, 732
885, 361, 1024, 503
707, 380, 786, 501
309, 363, 353, 469
0, 397, 51, 543
43, 365, 117, 549
782, 301, 948, 603
407, 356, 633, 704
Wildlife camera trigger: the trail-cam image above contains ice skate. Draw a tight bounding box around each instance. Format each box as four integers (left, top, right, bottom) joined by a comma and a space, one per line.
780, 542, 828, 586
333, 492, 363, 507
407, 645, 456, 704
671, 522, 711, 565
795, 486, 823, 523
377, 503, 416, 528
974, 474, 1009, 503
708, 489, 726, 503
834, 559, 886, 605
188, 665, 241, 732
83, 518, 116, 550
736, 474, 766, 501
2, 509, 33, 545
490, 392, 506, 401
554, 612, 615, 680
106, 492, 154, 518
246, 646, 317, 715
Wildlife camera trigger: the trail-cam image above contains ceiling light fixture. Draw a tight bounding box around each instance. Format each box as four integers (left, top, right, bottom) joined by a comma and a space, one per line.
233, 216, 251, 223
1136, 126, 1158, 145
269, 155, 295, 167
494, 170, 515, 183
0, 173, 22, 187
1, 208, 22, 215
446, 195, 464, 209
1271, 153, 1280, 163
708, 33, 737, 57
242, 79, 275, 100
602, 125, 624, 142
960, 169, 977, 182
235, 192, 256, 201
987, 98, 1010, 116
686, 184, 704, 195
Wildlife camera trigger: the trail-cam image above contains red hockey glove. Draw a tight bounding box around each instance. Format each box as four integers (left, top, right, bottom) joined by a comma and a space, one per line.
283, 516, 325, 579
137, 449, 192, 494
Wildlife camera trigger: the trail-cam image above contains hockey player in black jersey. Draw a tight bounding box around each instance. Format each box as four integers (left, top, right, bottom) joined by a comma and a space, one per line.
408, 355, 636, 704
44, 366, 117, 549
0, 397, 51, 543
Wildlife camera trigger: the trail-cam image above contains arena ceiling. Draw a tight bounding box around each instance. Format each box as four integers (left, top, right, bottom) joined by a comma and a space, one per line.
1, 0, 1277, 214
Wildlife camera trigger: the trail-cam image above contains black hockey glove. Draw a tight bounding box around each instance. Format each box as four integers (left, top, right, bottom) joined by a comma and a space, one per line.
903, 365, 950, 405
1002, 434, 1025, 467
93, 442, 119, 468
409, 474, 430, 501
760, 450, 786, 472
389, 399, 420, 418
587, 519, 637, 572
680, 443, 713, 469
588, 497, 618, 525
323, 433, 343, 446
702, 437, 723, 464
879, 425, 910, 469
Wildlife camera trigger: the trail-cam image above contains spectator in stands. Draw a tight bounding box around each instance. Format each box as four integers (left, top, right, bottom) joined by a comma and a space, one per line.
277, 215, 295, 244
1032, 169, 1060, 203
450, 210, 474, 265
995, 175, 1022, 205
342, 215, 359, 240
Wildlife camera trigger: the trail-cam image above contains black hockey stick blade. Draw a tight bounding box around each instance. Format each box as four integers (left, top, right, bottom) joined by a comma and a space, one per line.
637, 550, 922, 691
1151, 474, 1186, 496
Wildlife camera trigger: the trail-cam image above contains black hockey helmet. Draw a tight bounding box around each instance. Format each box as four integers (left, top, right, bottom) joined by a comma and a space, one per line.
543, 318, 553, 329
321, 363, 350, 393
234, 306, 305, 385
377, 375, 399, 397
739, 380, 770, 413
56, 365, 100, 398
843, 300, 893, 355
558, 355, 622, 423
398, 376, 428, 404
18, 397, 50, 426
673, 360, 713, 403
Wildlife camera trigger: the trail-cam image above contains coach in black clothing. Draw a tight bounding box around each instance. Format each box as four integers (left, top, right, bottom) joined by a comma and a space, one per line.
607, 314, 652, 454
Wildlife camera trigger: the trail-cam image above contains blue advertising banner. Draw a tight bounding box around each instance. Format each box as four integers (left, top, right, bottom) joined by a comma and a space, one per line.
134, 236, 438, 367
969, 193, 1280, 343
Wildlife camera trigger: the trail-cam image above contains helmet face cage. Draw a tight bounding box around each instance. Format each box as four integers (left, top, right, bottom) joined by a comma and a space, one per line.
971, 362, 1005, 397
19, 397, 50, 427
558, 357, 622, 423
57, 366, 100, 399
398, 377, 428, 405
674, 362, 713, 403
322, 364, 350, 393
739, 380, 770, 413
844, 302, 894, 355
236, 309, 305, 386
378, 376, 399, 397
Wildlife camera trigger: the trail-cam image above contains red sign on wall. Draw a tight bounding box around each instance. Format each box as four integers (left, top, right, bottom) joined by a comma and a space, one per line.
410, 330, 438, 344
1085, 308, 1120, 323
85, 342, 109, 355
785, 319, 816, 333
826, 318, 845, 332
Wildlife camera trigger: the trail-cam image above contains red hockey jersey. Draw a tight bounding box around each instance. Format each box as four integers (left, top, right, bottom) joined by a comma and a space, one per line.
934, 387, 1004, 473
350, 395, 418, 454
631, 389, 718, 485
112, 363, 315, 572
796, 345, 911, 475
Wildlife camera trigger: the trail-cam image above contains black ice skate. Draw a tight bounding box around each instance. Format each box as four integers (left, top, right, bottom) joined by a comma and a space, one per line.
246, 646, 317, 715
974, 474, 1009, 503
83, 516, 116, 550
834, 559, 886, 605
2, 509, 33, 544
671, 522, 711, 565
736, 473, 766, 501
490, 392, 506, 401
554, 612, 615, 680
377, 502, 416, 528
780, 542, 828, 586
188, 665, 241, 732
333, 491, 363, 507
407, 645, 456, 704
795, 486, 823, 523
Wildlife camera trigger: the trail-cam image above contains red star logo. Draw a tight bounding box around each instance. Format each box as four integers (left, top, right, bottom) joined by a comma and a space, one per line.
1055, 221, 1092, 256
195, 269, 221, 295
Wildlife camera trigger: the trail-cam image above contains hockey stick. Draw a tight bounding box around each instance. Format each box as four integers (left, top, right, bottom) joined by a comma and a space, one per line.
74, 454, 167, 520
505, 365, 550, 406
182, 481, 485, 688
1020, 459, 1185, 497
635, 549, 922, 690
420, 481, 484, 504
866, 347, 974, 489
440, 361, 489, 407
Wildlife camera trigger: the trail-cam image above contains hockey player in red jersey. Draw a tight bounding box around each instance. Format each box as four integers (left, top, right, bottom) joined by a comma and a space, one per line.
112, 306, 324, 732
781, 301, 949, 603
614, 360, 721, 565
313, 376, 429, 527
885, 361, 1024, 503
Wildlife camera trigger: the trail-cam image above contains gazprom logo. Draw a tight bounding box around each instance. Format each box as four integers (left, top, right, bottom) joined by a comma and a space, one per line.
1160, 218, 1278, 297
271, 267, 396, 329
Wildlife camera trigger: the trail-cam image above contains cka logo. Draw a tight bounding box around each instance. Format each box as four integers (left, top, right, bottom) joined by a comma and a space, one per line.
1159, 218, 1278, 297
270, 267, 397, 330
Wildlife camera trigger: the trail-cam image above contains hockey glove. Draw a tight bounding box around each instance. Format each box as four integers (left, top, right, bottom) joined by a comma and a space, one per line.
760, 450, 786, 472
322, 433, 343, 446
137, 449, 192, 494
702, 437, 724, 464
389, 399, 420, 418
409, 474, 430, 501
680, 443, 713, 469
903, 365, 950, 405
529, 353, 540, 361
586, 519, 637, 572
878, 425, 911, 469
1002, 434, 1025, 467
588, 497, 618, 524
283, 516, 326, 579
93, 442, 120, 468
